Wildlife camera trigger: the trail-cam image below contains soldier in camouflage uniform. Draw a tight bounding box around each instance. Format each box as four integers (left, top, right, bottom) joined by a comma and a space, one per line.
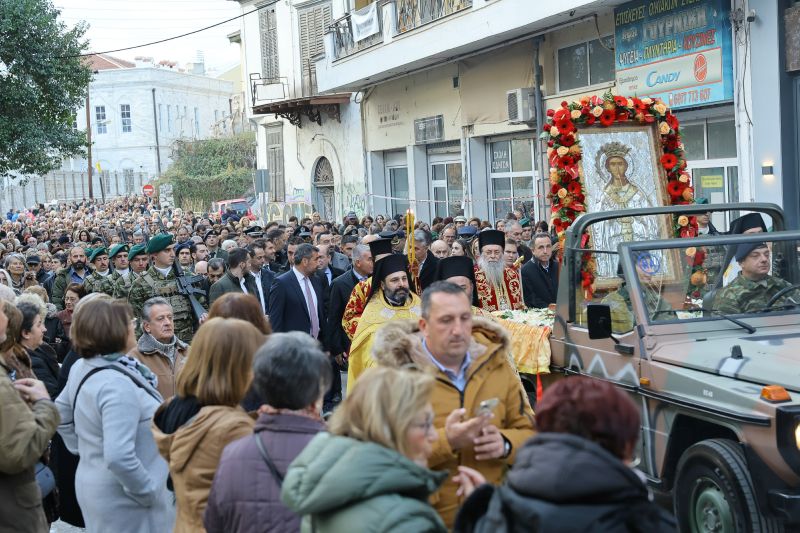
97, 243, 130, 297
113, 243, 148, 299
715, 242, 795, 314
83, 247, 112, 294
128, 234, 197, 344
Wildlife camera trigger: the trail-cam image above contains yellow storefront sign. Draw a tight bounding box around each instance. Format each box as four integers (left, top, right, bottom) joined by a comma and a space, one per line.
701, 175, 724, 189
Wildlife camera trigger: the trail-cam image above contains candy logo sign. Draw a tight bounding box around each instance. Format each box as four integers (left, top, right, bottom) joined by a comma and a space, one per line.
614, 0, 733, 109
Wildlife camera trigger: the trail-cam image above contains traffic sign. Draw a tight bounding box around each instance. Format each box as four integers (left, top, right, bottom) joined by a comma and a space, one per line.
142, 184, 155, 197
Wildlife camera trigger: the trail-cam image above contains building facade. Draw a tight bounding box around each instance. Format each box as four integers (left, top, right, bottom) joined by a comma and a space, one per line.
234, 0, 367, 223
64, 54, 235, 179
310, 0, 799, 227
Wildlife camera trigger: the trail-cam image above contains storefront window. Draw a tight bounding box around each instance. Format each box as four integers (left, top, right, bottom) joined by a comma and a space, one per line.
707, 120, 737, 159
490, 138, 537, 221
680, 124, 705, 161
431, 162, 464, 218
388, 167, 409, 216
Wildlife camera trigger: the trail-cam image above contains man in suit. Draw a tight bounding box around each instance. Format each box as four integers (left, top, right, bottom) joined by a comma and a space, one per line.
268, 243, 324, 337
208, 247, 258, 305
322, 243, 373, 413
413, 228, 439, 293
521, 232, 559, 309
245, 242, 274, 315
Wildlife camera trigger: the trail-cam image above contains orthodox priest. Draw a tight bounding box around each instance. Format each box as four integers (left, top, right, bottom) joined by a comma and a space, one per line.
434, 255, 494, 319
347, 253, 422, 391
474, 229, 526, 311
341, 237, 394, 340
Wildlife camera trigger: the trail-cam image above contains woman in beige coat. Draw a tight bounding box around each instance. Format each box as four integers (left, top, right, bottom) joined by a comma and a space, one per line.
152, 318, 265, 533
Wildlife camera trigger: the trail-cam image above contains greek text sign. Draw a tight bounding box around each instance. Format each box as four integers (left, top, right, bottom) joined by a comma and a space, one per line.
614, 0, 733, 109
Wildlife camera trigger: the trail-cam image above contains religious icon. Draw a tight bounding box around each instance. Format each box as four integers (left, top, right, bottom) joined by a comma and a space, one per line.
578, 124, 675, 284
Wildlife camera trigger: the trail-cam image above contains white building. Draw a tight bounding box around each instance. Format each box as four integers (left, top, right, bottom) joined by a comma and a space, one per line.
65, 53, 235, 179
232, 0, 367, 223
308, 0, 796, 227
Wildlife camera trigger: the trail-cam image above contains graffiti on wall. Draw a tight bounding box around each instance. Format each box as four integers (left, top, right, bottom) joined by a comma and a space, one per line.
339, 183, 367, 219
264, 201, 313, 223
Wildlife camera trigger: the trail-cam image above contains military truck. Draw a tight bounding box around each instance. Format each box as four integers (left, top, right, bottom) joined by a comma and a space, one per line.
548, 203, 800, 532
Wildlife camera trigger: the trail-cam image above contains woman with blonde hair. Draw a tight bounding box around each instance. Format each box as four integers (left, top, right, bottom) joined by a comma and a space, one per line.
282, 367, 447, 532
152, 318, 265, 533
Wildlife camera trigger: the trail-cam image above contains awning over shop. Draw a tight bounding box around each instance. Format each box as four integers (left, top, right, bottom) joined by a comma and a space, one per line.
252, 94, 351, 127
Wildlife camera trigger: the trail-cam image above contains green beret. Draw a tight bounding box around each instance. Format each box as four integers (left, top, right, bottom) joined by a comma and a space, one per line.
128, 243, 147, 260
519, 217, 531, 228
108, 243, 129, 259
146, 233, 174, 254
88, 247, 108, 263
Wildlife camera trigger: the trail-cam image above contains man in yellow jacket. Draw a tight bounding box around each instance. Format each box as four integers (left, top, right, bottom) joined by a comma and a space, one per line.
372, 280, 535, 528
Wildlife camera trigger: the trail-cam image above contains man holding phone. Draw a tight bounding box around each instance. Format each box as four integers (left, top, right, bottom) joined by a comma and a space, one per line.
417, 281, 535, 528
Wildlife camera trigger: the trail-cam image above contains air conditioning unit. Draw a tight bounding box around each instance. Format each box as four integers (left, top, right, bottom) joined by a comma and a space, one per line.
414, 115, 444, 144
507, 88, 536, 124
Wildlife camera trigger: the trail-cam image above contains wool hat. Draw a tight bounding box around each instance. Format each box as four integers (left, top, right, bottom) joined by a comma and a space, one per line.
735, 242, 768, 263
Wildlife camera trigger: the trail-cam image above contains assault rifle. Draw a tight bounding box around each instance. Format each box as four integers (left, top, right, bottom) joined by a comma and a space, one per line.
172, 258, 207, 327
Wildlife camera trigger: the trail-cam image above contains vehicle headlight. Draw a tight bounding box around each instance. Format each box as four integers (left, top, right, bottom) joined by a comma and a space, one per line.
796, 422, 800, 451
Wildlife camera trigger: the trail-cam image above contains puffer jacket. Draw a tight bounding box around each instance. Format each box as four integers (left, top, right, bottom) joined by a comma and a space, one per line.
152, 400, 254, 533
281, 432, 448, 533
371, 316, 536, 528
454, 433, 677, 533
0, 361, 60, 533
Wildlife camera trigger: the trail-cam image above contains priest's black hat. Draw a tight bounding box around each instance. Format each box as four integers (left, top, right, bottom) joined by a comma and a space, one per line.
478, 229, 505, 250
368, 238, 393, 259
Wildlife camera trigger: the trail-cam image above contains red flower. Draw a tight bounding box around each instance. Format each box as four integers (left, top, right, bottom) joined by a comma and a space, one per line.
553, 108, 570, 122
555, 119, 573, 135
680, 227, 696, 238
614, 96, 628, 107
575, 193, 585, 203
644, 114, 655, 123
661, 153, 678, 170
568, 181, 582, 194
561, 173, 572, 184
547, 140, 554, 147
561, 101, 569, 108
633, 98, 647, 112
599, 109, 615, 127
551, 184, 560, 195
667, 180, 686, 199
666, 113, 680, 131
546, 109, 555, 117
560, 155, 575, 167
581, 271, 593, 287
560, 135, 575, 147
617, 111, 630, 122
586, 115, 596, 125
581, 106, 590, 115
693, 250, 706, 266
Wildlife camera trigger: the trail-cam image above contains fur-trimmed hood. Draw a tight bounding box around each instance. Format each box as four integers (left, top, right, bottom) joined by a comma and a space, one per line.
371, 315, 512, 371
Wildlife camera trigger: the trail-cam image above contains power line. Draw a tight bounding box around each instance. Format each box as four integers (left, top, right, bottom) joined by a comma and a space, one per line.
60, 4, 264, 58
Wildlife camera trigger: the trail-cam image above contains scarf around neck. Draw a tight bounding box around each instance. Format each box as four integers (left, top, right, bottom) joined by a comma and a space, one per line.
102, 352, 158, 389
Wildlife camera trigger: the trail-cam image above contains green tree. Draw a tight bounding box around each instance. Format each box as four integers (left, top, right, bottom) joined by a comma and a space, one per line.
0, 0, 92, 177
160, 133, 256, 211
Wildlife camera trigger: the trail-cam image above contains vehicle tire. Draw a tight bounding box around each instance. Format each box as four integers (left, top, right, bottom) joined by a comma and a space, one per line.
674, 438, 783, 533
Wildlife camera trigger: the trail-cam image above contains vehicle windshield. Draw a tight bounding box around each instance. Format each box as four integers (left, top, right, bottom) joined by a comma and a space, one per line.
220, 201, 249, 215
619, 236, 800, 328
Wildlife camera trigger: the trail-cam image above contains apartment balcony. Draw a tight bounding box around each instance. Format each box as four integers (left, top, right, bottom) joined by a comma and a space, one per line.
316, 0, 614, 93
250, 73, 350, 127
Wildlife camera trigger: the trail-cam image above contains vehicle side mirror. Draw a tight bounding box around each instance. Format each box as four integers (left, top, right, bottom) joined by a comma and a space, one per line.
587, 304, 613, 339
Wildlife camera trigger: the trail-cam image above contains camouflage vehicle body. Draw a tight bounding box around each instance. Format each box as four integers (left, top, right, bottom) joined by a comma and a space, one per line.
549, 203, 800, 532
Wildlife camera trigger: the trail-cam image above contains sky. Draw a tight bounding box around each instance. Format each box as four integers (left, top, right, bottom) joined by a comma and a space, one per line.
55, 0, 244, 74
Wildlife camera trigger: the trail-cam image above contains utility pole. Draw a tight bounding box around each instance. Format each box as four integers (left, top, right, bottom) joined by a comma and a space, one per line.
85, 92, 94, 199
151, 88, 162, 176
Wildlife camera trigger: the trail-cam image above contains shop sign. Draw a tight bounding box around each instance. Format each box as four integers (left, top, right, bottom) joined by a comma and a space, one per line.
614, 0, 733, 109
700, 174, 724, 189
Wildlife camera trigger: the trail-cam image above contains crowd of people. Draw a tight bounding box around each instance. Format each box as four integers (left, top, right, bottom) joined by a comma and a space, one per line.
0, 195, 677, 532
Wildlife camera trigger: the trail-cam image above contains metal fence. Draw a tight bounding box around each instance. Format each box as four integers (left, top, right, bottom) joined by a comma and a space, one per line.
0, 170, 150, 212
330, 11, 384, 60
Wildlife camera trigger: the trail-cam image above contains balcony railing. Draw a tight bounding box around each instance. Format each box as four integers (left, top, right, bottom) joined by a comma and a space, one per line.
330, 9, 384, 60
395, 0, 472, 34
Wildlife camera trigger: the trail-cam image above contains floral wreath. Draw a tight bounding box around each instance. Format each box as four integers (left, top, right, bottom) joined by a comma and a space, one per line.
541, 90, 702, 299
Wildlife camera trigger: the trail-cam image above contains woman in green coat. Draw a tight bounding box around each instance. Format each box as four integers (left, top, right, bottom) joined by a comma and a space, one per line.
281, 367, 448, 533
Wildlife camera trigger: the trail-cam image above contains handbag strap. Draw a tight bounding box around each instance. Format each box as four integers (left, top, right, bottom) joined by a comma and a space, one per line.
253, 432, 284, 485
74, 364, 161, 405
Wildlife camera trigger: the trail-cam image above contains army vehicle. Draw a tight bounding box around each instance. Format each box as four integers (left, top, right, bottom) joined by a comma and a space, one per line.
549, 203, 800, 532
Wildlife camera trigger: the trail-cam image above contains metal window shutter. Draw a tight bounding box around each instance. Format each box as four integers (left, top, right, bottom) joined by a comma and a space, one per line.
299, 3, 332, 95
259, 7, 279, 79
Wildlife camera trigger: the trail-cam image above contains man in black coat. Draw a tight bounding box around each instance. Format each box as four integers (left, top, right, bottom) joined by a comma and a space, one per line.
209, 248, 258, 305
521, 232, 559, 309
413, 228, 439, 293
315, 244, 346, 312
268, 243, 324, 337
245, 242, 274, 315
